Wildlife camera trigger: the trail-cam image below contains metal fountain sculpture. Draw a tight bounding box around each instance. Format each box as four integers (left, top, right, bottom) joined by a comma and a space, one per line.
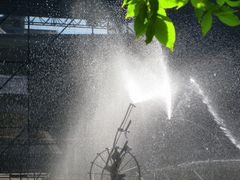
89, 103, 142, 180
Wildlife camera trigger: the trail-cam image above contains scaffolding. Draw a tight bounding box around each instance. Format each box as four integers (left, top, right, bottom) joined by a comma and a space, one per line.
0, 0, 129, 178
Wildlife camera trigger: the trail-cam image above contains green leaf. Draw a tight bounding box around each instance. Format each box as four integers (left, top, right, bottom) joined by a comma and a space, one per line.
126, 3, 136, 18
126, 2, 139, 18
158, 0, 189, 9
134, 3, 148, 38
149, 0, 159, 14
214, 5, 236, 16
201, 12, 213, 36
176, 0, 190, 9
145, 16, 156, 44
122, 0, 129, 7
158, 0, 178, 8
191, 0, 208, 9
122, 0, 136, 7
226, 0, 240, 7
195, 9, 205, 23
124, 0, 143, 18
135, 16, 148, 38
216, 13, 240, 26
155, 15, 176, 51
216, 0, 226, 6
208, 4, 224, 14
157, 8, 167, 16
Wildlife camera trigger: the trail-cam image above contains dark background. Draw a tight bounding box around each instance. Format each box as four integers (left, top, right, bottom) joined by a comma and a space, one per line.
0, 0, 240, 179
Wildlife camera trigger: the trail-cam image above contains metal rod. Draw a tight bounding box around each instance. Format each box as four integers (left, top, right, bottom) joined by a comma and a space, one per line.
193, 170, 204, 180
92, 162, 105, 169
114, 103, 135, 147
99, 154, 107, 164
120, 166, 137, 173
27, 3, 31, 178
125, 120, 131, 132
0, 16, 75, 158
119, 158, 133, 171
100, 103, 135, 179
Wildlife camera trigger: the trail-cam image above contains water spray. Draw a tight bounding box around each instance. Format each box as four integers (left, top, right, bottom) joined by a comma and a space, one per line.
123, 59, 172, 120
190, 77, 240, 150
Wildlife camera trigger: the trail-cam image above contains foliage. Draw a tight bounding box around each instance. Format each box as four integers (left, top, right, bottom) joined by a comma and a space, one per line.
122, 0, 240, 51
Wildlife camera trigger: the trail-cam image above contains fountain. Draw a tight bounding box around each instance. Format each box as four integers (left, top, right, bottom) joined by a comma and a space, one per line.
87, 49, 174, 179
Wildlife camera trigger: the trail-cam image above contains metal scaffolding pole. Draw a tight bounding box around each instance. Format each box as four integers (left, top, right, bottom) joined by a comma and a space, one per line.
27, 0, 31, 177
0, 14, 74, 166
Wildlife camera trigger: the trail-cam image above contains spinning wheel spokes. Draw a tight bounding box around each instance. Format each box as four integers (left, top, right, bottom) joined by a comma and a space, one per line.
90, 149, 111, 180
89, 148, 141, 180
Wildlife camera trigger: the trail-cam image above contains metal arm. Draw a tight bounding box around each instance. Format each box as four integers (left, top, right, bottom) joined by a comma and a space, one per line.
113, 103, 136, 147
101, 103, 136, 180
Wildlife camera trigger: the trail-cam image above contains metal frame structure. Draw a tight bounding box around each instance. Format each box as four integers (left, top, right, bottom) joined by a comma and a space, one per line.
0, 1, 134, 178
0, 172, 48, 180
24, 16, 109, 29
0, 3, 81, 179
89, 103, 142, 180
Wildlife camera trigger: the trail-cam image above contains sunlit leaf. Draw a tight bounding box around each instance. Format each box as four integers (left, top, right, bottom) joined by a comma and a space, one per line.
201, 12, 213, 36
158, 0, 178, 8
155, 15, 176, 51
191, 0, 208, 9
122, 0, 136, 7
122, 0, 129, 7
176, 0, 190, 9
126, 2, 140, 18
216, 13, 240, 26
126, 3, 136, 18
122, 0, 239, 51
157, 8, 167, 16
158, 0, 189, 9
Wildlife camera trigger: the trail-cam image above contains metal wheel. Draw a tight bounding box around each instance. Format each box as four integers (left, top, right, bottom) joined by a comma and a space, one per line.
89, 148, 141, 180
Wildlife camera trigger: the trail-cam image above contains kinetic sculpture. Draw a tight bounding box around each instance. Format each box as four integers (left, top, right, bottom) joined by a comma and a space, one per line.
89, 103, 142, 180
